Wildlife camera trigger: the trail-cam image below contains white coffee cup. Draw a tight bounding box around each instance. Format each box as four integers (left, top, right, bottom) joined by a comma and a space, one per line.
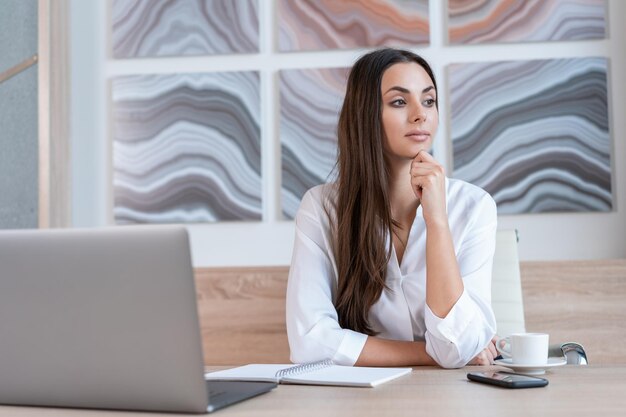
496, 333, 549, 365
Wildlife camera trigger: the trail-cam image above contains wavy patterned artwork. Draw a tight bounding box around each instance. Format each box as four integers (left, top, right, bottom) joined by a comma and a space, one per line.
448, 0, 606, 44
278, 0, 429, 52
450, 58, 611, 214
111, 0, 259, 58
280, 67, 349, 218
112, 72, 261, 223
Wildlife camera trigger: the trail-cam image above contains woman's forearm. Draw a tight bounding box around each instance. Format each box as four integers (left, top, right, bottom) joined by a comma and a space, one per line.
425, 219, 464, 318
354, 336, 437, 366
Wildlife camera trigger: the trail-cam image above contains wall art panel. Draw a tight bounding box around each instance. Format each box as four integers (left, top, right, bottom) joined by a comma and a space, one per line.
450, 58, 611, 214
112, 72, 261, 223
280, 67, 349, 218
111, 0, 259, 58
278, 0, 429, 52
448, 0, 606, 44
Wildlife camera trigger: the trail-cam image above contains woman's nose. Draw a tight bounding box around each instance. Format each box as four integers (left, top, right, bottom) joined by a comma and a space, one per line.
411, 109, 426, 123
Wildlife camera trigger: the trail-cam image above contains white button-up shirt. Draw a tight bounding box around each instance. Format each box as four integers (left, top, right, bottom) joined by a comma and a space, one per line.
286, 178, 498, 368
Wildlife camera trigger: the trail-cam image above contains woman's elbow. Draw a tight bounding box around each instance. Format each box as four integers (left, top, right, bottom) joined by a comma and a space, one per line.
287, 329, 327, 364
425, 337, 473, 369
288, 341, 330, 364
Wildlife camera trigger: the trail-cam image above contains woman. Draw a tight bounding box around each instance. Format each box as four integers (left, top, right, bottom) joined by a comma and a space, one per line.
286, 48, 498, 368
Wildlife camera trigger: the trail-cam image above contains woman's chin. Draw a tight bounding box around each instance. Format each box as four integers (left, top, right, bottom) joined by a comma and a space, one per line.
385, 142, 433, 161
409, 144, 432, 157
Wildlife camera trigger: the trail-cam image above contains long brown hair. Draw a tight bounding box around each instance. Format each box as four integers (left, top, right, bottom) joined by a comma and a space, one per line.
331, 48, 437, 335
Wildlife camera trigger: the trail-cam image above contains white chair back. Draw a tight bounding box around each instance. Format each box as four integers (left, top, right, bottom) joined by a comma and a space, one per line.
492, 230, 526, 336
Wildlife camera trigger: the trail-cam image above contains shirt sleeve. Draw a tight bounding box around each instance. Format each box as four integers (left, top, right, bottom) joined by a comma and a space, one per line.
424, 193, 498, 368
285, 189, 368, 365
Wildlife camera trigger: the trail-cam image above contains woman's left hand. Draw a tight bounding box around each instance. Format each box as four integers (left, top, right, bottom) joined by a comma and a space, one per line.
469, 337, 499, 366
410, 150, 447, 225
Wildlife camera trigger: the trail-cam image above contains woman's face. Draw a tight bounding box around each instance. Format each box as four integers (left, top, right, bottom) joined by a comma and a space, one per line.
380, 62, 438, 161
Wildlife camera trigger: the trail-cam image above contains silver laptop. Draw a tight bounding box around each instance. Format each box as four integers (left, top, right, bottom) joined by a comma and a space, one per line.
0, 226, 276, 413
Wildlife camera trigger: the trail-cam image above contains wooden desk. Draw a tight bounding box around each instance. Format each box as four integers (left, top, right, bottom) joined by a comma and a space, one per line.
0, 365, 623, 416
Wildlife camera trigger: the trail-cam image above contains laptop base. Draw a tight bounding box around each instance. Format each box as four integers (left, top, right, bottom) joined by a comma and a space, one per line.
206, 380, 277, 413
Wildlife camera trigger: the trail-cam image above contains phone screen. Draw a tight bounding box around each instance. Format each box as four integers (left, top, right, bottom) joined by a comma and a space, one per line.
479, 372, 539, 382
467, 371, 548, 388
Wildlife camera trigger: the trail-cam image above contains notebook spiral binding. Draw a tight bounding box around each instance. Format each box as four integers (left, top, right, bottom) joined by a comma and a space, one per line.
275, 359, 334, 379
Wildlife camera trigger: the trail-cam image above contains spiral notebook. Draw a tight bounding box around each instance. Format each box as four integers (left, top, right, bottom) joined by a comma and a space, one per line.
204, 360, 411, 388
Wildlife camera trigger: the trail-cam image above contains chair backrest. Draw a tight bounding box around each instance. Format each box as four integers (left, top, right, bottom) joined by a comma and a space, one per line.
492, 229, 526, 336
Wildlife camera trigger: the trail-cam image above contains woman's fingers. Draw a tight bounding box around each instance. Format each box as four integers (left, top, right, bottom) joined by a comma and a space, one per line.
471, 350, 491, 366
411, 159, 442, 173
488, 337, 498, 358
409, 153, 447, 224
470, 338, 500, 366
412, 184, 422, 199
410, 169, 440, 200
410, 165, 438, 177
410, 160, 445, 192
414, 149, 436, 163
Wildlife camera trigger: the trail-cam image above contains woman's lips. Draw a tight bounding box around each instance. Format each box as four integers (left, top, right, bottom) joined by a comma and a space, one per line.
405, 131, 430, 142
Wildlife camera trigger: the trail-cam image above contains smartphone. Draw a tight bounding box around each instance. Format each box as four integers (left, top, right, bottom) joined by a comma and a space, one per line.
467, 371, 548, 389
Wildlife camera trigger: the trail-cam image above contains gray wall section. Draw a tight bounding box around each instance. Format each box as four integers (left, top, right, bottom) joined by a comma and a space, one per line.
0, 0, 39, 228
0, 0, 38, 72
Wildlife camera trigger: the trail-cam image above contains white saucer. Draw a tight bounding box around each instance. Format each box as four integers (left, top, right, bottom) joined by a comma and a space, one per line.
494, 357, 567, 375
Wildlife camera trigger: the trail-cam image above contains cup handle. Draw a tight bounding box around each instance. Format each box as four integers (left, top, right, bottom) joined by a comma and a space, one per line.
496, 337, 512, 358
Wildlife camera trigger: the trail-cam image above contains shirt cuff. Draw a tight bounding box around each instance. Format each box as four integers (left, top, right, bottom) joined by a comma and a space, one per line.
424, 290, 477, 346
331, 329, 368, 366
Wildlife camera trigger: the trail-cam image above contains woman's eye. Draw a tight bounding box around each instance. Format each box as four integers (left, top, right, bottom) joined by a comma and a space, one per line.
424, 98, 436, 107
391, 98, 406, 107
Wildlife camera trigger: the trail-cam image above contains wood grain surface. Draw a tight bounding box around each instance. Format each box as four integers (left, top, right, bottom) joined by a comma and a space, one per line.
195, 260, 626, 365
521, 260, 626, 365
1, 365, 624, 416
194, 267, 290, 365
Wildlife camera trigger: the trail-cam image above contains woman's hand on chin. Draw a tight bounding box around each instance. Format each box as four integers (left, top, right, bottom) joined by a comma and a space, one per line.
410, 150, 447, 226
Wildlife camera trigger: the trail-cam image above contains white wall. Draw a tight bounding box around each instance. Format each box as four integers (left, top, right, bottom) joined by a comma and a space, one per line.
71, 0, 626, 266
